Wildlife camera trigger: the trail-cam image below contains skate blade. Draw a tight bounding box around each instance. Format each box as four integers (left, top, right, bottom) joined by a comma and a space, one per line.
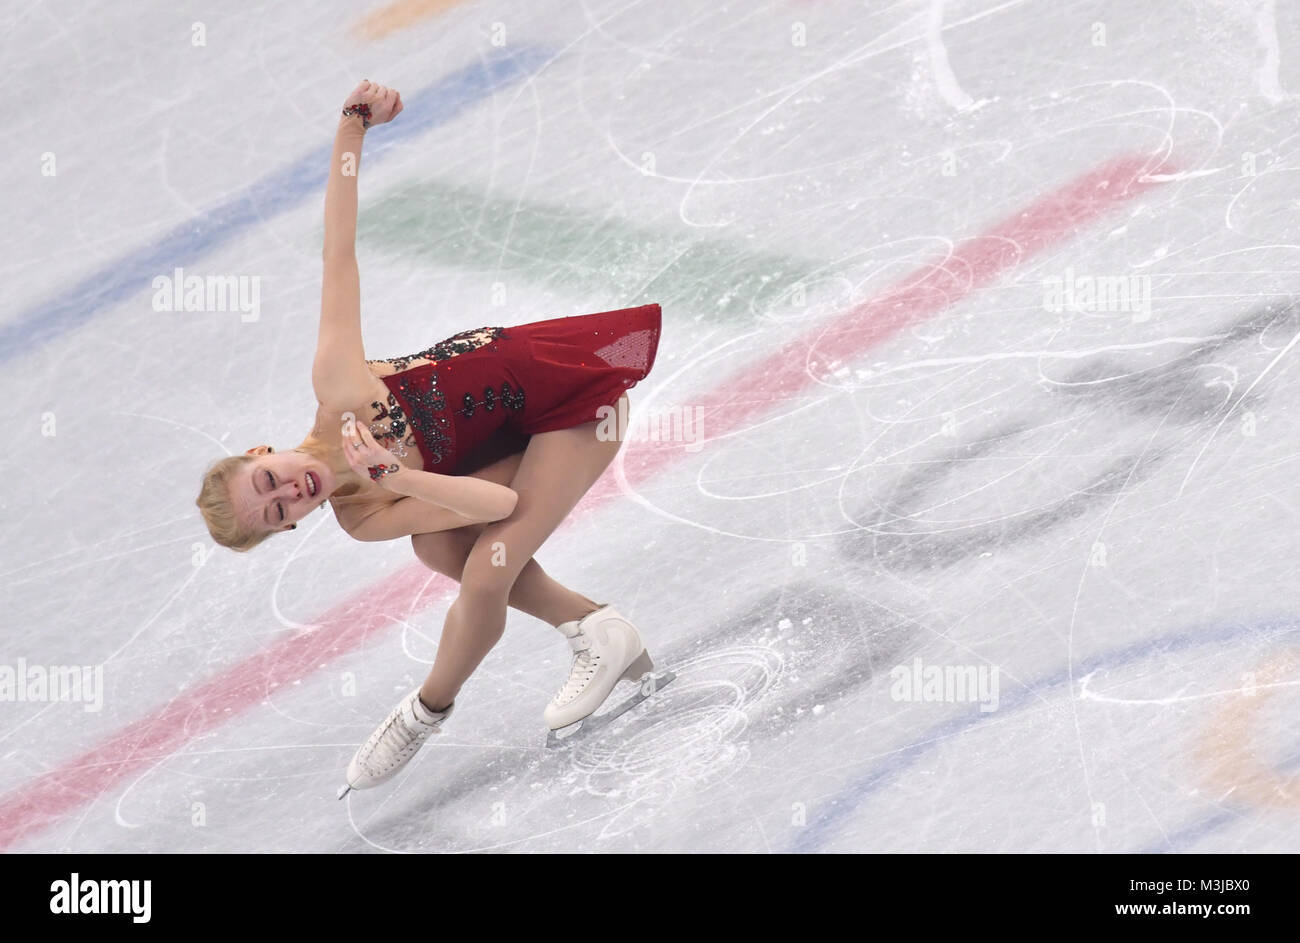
336, 783, 353, 800
546, 670, 676, 748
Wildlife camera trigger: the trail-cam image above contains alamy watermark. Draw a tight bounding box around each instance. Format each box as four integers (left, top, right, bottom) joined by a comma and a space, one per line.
596, 397, 704, 451
0, 659, 104, 712
152, 266, 261, 322
889, 657, 999, 712
50, 873, 150, 923
1042, 266, 1152, 321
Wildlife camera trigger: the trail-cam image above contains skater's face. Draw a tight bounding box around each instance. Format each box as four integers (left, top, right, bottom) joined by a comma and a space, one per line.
230, 446, 336, 535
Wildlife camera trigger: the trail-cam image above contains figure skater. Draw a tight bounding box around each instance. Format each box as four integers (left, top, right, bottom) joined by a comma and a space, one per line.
194, 81, 664, 793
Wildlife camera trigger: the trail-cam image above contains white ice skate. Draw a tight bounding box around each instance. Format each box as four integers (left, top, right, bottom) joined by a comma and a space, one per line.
544, 604, 675, 747
337, 688, 454, 798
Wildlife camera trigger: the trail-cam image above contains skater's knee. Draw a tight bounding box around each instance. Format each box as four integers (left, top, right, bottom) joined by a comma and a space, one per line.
459, 569, 515, 603
459, 549, 521, 601
411, 528, 479, 579
452, 580, 512, 632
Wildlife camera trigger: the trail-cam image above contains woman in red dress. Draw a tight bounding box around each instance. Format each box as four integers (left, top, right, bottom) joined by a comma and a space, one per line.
194, 81, 664, 794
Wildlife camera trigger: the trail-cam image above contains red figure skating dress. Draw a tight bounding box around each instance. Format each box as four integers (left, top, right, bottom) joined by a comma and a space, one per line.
369, 303, 661, 474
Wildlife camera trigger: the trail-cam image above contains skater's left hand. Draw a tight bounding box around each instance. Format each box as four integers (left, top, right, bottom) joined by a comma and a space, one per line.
341, 413, 405, 487
342, 80, 403, 127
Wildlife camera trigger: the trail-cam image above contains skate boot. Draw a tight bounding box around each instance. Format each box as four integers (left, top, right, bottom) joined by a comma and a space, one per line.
337, 688, 454, 798
544, 604, 657, 738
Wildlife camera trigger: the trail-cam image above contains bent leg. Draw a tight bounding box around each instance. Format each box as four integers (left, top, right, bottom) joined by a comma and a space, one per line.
412, 446, 604, 626
419, 396, 628, 710
412, 530, 602, 628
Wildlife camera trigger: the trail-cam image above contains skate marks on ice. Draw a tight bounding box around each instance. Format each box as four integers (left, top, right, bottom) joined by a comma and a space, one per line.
555, 649, 773, 841
336, 584, 918, 849
335, 648, 773, 850
1195, 644, 1300, 814
358, 587, 914, 848
839, 299, 1300, 572
790, 613, 1300, 854
561, 584, 921, 840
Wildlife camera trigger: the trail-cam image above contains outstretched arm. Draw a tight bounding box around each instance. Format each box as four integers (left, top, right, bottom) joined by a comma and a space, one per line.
382, 467, 518, 523
312, 81, 403, 407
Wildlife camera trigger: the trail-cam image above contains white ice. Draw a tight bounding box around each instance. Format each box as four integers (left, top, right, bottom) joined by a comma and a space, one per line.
3, 0, 1300, 852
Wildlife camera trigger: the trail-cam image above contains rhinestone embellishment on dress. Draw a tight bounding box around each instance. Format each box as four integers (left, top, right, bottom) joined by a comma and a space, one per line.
371, 327, 508, 374
376, 326, 524, 469
367, 392, 412, 459
460, 381, 525, 419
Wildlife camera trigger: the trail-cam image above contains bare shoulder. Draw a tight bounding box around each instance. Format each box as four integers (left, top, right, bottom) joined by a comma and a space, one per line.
329, 489, 393, 534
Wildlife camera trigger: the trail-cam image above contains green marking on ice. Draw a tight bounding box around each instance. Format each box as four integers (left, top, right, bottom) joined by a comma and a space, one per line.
357, 178, 826, 318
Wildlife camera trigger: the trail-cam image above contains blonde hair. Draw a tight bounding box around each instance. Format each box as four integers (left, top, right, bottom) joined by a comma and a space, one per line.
196, 454, 268, 553
196, 437, 358, 553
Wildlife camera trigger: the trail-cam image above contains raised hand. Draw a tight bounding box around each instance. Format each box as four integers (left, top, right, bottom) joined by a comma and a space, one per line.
341, 80, 403, 128
341, 412, 405, 486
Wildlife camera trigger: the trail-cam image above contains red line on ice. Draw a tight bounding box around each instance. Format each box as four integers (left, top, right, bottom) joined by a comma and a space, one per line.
0, 153, 1168, 850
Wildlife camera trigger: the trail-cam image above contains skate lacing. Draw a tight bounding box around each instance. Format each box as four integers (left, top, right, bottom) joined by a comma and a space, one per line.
554, 643, 601, 704
364, 701, 436, 773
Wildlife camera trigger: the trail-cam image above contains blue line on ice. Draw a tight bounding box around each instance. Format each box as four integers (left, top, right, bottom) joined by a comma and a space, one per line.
1139, 810, 1241, 854
0, 45, 556, 365
793, 615, 1299, 853
1139, 735, 1300, 852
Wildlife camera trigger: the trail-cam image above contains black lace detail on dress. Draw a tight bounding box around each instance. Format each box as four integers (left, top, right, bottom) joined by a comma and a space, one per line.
377, 326, 524, 468
392, 371, 453, 466
373, 327, 509, 373
368, 392, 415, 458
460, 381, 526, 419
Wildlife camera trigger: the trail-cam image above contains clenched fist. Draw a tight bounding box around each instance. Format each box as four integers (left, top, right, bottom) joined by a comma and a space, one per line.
341, 80, 403, 128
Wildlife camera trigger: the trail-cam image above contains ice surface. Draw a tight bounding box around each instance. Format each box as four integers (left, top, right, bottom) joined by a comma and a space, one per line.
3, 0, 1300, 852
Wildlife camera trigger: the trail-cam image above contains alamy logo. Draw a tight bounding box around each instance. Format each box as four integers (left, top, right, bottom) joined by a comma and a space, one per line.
889, 657, 1000, 712
50, 874, 151, 923
0, 659, 103, 712
1042, 266, 1152, 320
152, 266, 261, 322
595, 397, 704, 451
